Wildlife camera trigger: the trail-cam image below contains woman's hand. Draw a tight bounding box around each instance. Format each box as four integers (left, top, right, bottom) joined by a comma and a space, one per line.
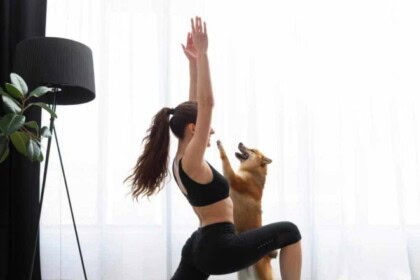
190, 16, 208, 56
181, 32, 197, 61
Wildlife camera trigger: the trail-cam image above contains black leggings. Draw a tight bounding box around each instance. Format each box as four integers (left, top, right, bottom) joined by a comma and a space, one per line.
170, 221, 301, 279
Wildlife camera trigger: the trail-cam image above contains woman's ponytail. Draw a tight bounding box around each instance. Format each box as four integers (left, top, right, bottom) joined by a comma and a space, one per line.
124, 107, 173, 202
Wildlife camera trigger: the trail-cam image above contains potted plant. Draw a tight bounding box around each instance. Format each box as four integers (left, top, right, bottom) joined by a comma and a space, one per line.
0, 73, 58, 163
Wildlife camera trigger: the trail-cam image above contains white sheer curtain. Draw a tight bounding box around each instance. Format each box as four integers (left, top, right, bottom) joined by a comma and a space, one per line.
40, 0, 420, 279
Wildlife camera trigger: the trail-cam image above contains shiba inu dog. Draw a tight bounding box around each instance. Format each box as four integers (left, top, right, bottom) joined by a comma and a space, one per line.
216, 140, 276, 280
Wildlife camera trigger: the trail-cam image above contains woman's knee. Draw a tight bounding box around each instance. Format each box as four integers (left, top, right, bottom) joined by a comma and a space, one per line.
286, 221, 301, 238
276, 221, 302, 246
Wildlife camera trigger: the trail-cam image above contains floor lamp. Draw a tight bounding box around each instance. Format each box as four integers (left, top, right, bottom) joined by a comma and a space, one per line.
12, 37, 96, 280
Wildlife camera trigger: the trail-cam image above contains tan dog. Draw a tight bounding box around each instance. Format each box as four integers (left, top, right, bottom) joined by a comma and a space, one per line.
216, 140, 276, 280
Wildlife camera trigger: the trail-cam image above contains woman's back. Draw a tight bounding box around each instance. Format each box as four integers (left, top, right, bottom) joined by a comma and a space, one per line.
173, 156, 234, 228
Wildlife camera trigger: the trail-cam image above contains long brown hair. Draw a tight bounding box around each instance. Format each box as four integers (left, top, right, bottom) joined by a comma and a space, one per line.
124, 101, 198, 202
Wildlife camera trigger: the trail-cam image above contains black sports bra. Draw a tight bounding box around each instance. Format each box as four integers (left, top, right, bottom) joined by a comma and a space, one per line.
172, 157, 230, 207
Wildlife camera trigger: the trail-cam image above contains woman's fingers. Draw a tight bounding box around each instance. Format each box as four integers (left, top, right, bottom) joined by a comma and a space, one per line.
191, 16, 205, 34
191, 18, 195, 33
190, 17, 207, 46
195, 16, 198, 32
188, 32, 193, 45
195, 16, 201, 33
188, 17, 207, 54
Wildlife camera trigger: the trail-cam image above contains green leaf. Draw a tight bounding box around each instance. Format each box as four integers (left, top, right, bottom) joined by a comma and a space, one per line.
1, 87, 13, 99
0, 87, 20, 106
38, 151, 44, 162
0, 114, 26, 136
5, 83, 24, 99
0, 146, 9, 163
27, 102, 57, 119
10, 73, 28, 95
24, 121, 40, 134
10, 131, 30, 156
27, 139, 41, 162
40, 126, 52, 138
1, 95, 21, 114
34, 139, 44, 161
27, 86, 51, 99
0, 135, 9, 163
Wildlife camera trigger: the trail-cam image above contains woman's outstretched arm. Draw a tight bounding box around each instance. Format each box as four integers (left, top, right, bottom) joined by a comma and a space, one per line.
182, 16, 214, 169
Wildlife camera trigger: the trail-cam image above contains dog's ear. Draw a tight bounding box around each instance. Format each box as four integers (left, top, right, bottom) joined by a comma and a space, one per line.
262, 156, 272, 164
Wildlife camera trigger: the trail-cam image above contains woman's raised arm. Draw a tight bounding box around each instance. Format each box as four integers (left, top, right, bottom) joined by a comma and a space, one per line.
182, 16, 214, 171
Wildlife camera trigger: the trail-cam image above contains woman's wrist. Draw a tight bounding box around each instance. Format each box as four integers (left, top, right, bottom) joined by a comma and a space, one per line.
196, 52, 208, 60
189, 60, 197, 69
189, 61, 197, 77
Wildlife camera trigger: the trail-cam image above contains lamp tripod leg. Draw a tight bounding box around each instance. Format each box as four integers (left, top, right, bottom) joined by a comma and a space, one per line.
28, 107, 56, 280
53, 125, 88, 280
28, 94, 88, 280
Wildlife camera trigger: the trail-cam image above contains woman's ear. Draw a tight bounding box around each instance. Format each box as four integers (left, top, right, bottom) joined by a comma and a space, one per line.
188, 123, 195, 134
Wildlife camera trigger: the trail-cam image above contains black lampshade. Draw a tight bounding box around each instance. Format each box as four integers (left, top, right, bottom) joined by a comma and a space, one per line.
12, 37, 95, 105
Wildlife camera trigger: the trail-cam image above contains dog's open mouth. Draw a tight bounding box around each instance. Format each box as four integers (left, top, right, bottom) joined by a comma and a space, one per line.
235, 143, 249, 161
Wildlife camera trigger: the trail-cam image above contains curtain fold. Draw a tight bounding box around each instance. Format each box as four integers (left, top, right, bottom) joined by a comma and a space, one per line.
0, 0, 47, 279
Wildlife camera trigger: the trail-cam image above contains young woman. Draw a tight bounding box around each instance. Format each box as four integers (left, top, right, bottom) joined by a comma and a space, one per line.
124, 17, 302, 280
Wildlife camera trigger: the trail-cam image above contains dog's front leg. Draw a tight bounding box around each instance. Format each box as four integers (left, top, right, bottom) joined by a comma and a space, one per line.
216, 140, 238, 183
